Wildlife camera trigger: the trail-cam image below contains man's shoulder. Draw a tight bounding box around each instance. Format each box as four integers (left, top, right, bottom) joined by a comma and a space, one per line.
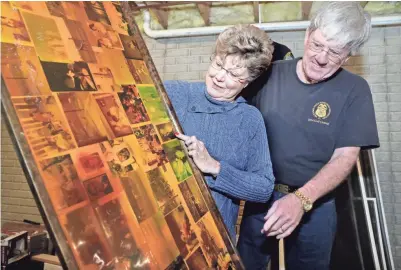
272, 41, 294, 61
337, 68, 372, 95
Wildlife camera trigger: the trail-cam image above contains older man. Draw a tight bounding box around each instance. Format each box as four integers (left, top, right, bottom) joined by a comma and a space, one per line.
238, 2, 379, 270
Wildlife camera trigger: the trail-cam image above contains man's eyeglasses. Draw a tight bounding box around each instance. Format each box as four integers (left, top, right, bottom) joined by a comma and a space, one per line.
308, 40, 346, 65
209, 56, 249, 84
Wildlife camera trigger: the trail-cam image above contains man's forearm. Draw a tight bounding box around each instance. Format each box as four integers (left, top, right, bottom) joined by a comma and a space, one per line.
298, 147, 360, 203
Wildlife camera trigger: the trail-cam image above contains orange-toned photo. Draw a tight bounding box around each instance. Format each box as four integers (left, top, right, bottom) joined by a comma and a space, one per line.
118, 85, 150, 125
185, 247, 209, 269
139, 212, 180, 269
94, 198, 137, 257
70, 144, 107, 181
127, 59, 154, 84
147, 166, 180, 215
1, 43, 52, 96
119, 169, 159, 223
119, 34, 143, 60
46, 2, 88, 21
83, 174, 113, 201
59, 206, 113, 269
21, 11, 69, 63
39, 155, 86, 211
88, 63, 120, 92
11, 96, 76, 158
165, 205, 199, 258
1, 2, 31, 45
64, 19, 97, 63
133, 124, 168, 172
83, 1, 111, 26
41, 61, 97, 91
58, 92, 108, 147
11, 1, 50, 16
95, 48, 134, 85
195, 213, 232, 269
103, 2, 129, 35
99, 135, 139, 177
94, 94, 133, 138
85, 21, 123, 50
178, 177, 208, 222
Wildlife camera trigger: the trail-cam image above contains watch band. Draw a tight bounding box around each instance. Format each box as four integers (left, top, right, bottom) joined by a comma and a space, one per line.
294, 190, 313, 212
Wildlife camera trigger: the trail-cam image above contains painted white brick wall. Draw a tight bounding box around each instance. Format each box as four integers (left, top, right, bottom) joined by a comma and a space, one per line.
1, 25, 400, 267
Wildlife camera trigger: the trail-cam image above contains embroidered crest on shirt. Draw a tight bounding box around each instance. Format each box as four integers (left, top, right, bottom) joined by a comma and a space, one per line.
308, 102, 331, 125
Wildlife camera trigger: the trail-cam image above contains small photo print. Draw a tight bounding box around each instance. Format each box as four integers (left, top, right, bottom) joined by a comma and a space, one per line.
83, 174, 113, 201
41, 61, 97, 92
12, 96, 76, 158
163, 140, 193, 182
137, 85, 170, 123
11, 1, 50, 16
119, 34, 143, 60
99, 135, 139, 177
1, 2, 31, 45
60, 206, 113, 268
64, 19, 97, 63
139, 212, 180, 269
127, 59, 153, 84
71, 144, 107, 180
46, 2, 86, 21
94, 94, 133, 138
156, 122, 175, 142
178, 177, 208, 223
118, 85, 150, 125
58, 92, 108, 147
195, 213, 232, 269
119, 170, 159, 223
1, 43, 51, 96
39, 155, 86, 211
87, 63, 120, 92
147, 166, 180, 215
103, 2, 129, 35
185, 247, 209, 269
165, 205, 199, 257
21, 11, 69, 63
83, 1, 111, 25
95, 198, 136, 256
86, 21, 123, 50
133, 124, 168, 172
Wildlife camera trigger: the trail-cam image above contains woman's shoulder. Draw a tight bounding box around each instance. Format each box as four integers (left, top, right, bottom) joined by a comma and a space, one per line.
237, 103, 266, 131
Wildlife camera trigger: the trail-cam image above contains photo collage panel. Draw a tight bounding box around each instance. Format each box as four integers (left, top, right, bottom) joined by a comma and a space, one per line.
1, 1, 237, 269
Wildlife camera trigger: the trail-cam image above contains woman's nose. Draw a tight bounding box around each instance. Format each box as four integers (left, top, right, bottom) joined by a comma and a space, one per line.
215, 69, 226, 81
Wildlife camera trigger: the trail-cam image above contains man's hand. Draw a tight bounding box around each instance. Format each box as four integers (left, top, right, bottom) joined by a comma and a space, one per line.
175, 133, 221, 176
261, 193, 304, 239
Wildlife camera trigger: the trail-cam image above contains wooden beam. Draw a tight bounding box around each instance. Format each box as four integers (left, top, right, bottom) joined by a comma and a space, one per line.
197, 3, 211, 26
253, 1, 259, 23
151, 8, 169, 29
301, 1, 313, 20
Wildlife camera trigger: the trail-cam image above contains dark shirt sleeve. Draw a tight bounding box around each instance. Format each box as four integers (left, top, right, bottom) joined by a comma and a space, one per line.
213, 111, 275, 203
272, 41, 294, 62
335, 79, 380, 150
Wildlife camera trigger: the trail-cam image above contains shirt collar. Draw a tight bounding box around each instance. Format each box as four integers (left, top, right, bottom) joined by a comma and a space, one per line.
187, 84, 247, 114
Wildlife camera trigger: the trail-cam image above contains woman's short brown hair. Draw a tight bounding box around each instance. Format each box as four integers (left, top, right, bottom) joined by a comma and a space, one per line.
213, 24, 274, 80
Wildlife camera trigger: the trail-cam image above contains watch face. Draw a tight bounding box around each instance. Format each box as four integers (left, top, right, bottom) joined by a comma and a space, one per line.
304, 203, 313, 212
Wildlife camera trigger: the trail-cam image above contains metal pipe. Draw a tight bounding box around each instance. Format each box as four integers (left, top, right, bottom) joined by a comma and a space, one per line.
143, 10, 401, 39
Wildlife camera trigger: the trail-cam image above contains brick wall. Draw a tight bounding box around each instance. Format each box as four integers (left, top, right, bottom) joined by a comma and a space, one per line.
1, 26, 400, 266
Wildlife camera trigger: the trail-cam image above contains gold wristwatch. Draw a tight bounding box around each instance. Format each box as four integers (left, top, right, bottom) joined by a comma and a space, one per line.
294, 190, 313, 212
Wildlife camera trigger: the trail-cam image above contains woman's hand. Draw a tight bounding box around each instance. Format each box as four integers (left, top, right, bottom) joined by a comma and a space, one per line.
175, 133, 220, 176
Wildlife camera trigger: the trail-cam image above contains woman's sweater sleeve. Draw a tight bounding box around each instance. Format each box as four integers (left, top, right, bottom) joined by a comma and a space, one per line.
212, 113, 275, 203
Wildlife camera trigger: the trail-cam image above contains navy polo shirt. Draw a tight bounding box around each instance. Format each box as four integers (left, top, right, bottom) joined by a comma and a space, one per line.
250, 58, 379, 187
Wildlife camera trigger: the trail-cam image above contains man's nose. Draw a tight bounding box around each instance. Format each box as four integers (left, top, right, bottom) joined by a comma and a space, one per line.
315, 50, 330, 65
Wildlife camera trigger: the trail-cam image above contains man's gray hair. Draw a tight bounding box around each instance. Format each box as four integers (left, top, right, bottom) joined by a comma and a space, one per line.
309, 2, 372, 55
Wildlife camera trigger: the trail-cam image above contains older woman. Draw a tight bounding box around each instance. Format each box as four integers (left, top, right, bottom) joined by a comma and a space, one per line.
164, 25, 275, 239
